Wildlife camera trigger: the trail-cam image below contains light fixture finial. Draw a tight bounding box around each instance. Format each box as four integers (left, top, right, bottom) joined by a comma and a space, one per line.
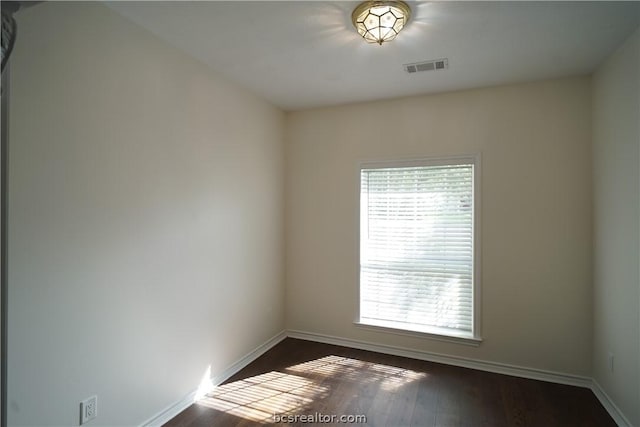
352, 1, 411, 46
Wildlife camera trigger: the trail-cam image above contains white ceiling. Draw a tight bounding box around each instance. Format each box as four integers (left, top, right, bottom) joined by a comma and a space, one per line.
107, 1, 640, 111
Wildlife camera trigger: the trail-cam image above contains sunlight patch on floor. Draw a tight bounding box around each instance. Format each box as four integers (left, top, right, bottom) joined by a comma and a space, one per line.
197, 371, 329, 423
286, 355, 427, 391
196, 355, 426, 423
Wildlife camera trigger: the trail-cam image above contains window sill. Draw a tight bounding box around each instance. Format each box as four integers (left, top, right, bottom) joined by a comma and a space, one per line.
354, 320, 483, 347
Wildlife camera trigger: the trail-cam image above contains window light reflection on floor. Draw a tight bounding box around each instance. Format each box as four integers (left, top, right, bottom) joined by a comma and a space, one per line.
197, 371, 329, 422
196, 355, 427, 423
285, 355, 427, 392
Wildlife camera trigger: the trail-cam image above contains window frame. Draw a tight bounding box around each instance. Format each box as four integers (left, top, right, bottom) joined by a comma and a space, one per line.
355, 154, 482, 346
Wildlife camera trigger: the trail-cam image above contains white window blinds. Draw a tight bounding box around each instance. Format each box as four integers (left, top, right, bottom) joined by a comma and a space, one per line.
359, 160, 476, 338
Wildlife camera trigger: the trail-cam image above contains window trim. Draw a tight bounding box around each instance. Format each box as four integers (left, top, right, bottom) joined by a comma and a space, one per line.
355, 154, 482, 344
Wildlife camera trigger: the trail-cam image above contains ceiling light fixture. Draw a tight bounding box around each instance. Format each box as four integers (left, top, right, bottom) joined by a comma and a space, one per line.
352, 1, 411, 46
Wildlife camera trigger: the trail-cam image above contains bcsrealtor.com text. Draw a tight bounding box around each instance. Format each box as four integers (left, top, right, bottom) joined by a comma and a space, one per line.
273, 412, 367, 424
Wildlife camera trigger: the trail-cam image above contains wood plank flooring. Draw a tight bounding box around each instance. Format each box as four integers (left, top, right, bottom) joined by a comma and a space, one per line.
164, 338, 615, 427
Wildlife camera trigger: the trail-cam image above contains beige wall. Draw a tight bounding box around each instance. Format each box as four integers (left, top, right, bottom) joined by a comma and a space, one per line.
8, 3, 284, 426
285, 77, 593, 375
592, 27, 640, 426
7, 1, 636, 425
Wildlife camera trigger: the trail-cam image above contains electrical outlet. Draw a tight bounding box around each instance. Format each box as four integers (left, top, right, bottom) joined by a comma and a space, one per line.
608, 353, 614, 373
80, 395, 97, 425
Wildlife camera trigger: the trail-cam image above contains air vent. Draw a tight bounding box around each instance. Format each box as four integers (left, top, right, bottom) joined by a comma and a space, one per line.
404, 58, 449, 74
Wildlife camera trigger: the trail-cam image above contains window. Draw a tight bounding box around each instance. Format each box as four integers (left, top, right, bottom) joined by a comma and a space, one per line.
358, 156, 480, 342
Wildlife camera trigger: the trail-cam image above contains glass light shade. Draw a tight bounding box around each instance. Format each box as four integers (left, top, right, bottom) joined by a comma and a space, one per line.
352, 1, 411, 45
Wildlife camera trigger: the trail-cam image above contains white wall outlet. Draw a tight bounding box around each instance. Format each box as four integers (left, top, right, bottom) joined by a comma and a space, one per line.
80, 395, 97, 425
608, 352, 614, 373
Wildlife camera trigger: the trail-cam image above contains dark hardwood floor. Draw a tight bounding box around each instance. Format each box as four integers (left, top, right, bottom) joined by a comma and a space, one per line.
164, 338, 615, 427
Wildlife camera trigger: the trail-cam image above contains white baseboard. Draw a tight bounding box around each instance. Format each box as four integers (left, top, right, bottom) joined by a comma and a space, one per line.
139, 328, 632, 427
591, 379, 633, 427
139, 330, 287, 427
209, 330, 287, 386
289, 330, 636, 426
139, 390, 197, 427
287, 329, 592, 388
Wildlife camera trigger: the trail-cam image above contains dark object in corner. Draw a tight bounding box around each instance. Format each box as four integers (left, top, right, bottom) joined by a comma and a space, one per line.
0, 2, 18, 74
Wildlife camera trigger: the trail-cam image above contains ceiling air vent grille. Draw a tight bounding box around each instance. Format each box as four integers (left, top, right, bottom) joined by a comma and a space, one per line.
404, 58, 449, 74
